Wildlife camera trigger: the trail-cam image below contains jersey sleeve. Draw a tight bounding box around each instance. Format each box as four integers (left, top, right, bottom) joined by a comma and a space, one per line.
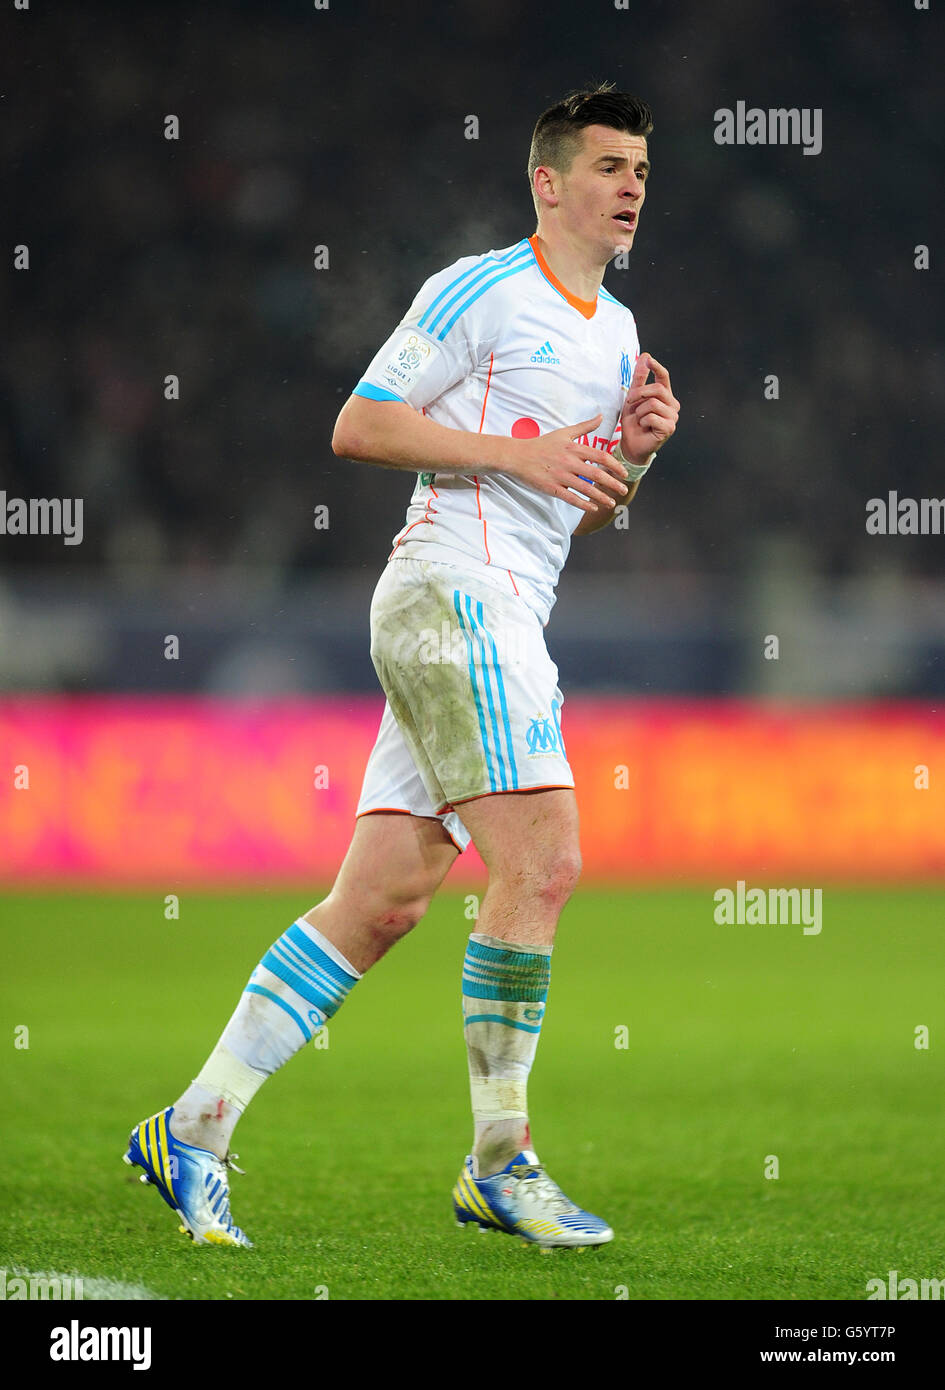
352, 256, 493, 411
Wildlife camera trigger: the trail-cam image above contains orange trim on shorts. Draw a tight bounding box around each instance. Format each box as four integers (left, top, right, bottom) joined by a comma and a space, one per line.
438, 783, 575, 812
442, 825, 466, 853
356, 807, 464, 852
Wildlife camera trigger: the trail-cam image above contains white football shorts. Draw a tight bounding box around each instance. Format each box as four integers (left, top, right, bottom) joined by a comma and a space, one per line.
356, 555, 574, 851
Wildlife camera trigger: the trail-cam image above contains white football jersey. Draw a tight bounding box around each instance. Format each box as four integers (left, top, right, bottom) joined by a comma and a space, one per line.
353, 235, 641, 623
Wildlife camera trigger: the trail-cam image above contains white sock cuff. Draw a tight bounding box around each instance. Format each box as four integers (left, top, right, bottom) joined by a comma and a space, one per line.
294, 917, 362, 979
194, 1045, 268, 1112
469, 932, 552, 959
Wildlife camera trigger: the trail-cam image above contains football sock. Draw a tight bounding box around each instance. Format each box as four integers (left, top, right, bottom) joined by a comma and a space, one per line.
462, 932, 551, 1177
171, 918, 360, 1155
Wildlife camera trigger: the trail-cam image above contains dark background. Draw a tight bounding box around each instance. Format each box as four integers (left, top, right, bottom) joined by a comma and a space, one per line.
2, 0, 942, 694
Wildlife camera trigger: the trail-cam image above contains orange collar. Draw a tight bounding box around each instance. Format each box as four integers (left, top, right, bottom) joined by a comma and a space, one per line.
528, 235, 598, 319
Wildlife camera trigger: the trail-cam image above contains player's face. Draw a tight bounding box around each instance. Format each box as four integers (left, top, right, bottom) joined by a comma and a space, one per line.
556, 125, 650, 261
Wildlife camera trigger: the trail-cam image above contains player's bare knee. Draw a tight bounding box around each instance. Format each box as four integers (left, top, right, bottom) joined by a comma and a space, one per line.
372, 900, 425, 937
366, 880, 433, 938
491, 843, 581, 912
538, 847, 582, 908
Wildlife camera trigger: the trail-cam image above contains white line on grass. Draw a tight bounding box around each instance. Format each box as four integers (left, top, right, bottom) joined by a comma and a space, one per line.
1, 1266, 166, 1301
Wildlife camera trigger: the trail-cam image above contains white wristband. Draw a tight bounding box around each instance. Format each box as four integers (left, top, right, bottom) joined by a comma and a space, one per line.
614, 442, 656, 481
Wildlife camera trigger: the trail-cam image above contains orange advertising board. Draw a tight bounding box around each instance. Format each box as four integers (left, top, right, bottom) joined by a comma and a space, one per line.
0, 698, 941, 885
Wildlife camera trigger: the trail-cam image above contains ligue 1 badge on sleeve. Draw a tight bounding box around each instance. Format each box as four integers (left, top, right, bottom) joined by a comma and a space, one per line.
383, 331, 437, 392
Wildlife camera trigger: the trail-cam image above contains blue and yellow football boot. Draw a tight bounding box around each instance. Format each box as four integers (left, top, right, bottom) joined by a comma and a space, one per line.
453, 1149, 614, 1248
123, 1106, 252, 1248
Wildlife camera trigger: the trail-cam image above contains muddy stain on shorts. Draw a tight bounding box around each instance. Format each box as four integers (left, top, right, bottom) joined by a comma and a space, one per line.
370, 562, 494, 806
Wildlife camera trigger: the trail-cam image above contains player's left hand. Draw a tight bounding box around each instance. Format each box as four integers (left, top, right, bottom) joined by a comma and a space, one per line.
618, 353, 679, 464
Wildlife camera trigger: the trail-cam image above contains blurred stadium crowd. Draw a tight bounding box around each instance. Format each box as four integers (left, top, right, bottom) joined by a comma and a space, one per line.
1, 0, 942, 694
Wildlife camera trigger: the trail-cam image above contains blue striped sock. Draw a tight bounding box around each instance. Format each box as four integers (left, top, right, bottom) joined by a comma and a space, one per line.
462, 934, 551, 1174
462, 936, 551, 1009
220, 919, 360, 1075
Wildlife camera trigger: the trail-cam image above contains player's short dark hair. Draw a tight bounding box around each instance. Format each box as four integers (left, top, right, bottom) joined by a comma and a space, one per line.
527, 84, 653, 209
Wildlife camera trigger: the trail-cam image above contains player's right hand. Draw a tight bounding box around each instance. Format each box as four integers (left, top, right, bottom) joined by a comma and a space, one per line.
508, 413, 629, 512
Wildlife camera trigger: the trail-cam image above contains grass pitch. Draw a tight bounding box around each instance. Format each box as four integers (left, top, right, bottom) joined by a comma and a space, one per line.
1, 887, 943, 1301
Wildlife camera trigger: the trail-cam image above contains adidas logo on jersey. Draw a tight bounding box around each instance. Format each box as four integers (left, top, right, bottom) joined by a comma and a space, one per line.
529, 340, 560, 366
